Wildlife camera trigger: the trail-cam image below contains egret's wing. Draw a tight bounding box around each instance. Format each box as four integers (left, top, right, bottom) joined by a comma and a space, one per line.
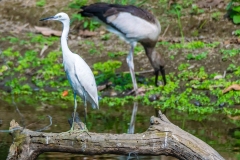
73, 55, 99, 109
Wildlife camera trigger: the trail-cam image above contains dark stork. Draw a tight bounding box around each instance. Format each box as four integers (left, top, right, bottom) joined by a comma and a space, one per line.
79, 3, 166, 94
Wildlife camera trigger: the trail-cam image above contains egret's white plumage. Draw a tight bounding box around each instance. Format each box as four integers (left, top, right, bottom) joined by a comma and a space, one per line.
40, 12, 98, 130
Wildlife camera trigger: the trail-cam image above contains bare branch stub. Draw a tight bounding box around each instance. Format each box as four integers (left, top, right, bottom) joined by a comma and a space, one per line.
7, 115, 224, 160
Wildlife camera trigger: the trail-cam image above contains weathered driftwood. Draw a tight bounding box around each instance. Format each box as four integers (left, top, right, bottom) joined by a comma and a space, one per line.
7, 111, 224, 160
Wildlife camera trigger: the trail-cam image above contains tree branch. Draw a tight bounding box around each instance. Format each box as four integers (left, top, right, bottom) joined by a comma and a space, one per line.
7, 111, 224, 160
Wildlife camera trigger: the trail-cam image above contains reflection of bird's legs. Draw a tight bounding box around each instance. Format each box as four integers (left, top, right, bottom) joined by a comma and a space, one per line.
128, 102, 138, 134
71, 93, 77, 131
126, 43, 138, 95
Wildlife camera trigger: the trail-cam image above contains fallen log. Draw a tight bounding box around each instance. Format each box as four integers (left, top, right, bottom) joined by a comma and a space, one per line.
7, 111, 224, 160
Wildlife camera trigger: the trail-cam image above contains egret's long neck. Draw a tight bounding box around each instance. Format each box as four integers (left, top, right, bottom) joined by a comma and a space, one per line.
61, 20, 71, 58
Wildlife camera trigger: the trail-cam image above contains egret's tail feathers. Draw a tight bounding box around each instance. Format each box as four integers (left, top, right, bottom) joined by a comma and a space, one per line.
92, 102, 99, 110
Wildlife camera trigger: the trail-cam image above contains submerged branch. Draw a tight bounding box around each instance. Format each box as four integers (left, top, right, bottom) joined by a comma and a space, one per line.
7, 111, 224, 160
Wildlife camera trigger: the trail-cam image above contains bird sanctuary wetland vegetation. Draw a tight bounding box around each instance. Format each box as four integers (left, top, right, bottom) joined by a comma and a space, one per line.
1, 0, 240, 159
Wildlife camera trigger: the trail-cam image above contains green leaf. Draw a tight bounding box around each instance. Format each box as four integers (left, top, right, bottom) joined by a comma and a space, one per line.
83, 21, 88, 28
233, 15, 240, 24
232, 6, 240, 13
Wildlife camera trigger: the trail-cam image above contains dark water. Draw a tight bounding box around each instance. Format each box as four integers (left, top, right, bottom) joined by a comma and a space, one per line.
0, 96, 238, 160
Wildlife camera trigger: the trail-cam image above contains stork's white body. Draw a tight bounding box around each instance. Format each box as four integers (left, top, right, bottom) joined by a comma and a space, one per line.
105, 12, 161, 44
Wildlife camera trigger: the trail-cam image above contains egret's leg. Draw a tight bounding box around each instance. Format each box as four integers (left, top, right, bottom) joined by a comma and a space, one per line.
83, 93, 87, 125
126, 44, 138, 95
84, 106, 87, 126
71, 93, 77, 131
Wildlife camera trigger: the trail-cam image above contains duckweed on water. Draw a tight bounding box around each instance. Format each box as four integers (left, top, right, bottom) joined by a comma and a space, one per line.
1, 48, 240, 115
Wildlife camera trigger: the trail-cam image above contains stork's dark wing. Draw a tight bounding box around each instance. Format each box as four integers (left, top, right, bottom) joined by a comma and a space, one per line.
79, 2, 156, 24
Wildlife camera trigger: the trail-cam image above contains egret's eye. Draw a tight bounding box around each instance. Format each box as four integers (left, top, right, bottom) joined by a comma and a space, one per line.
58, 15, 62, 18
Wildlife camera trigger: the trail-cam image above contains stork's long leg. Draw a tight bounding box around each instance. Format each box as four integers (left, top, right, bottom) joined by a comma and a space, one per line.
126, 44, 138, 95
160, 66, 166, 85
154, 66, 166, 86
71, 93, 77, 131
154, 70, 159, 86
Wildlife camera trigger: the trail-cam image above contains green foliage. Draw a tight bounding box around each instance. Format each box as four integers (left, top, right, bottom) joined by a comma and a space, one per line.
68, 0, 87, 9
36, 0, 46, 7
169, 41, 219, 50
15, 50, 40, 72
70, 14, 100, 31
68, 0, 100, 31
2, 48, 20, 58
227, 64, 237, 72
71, 14, 84, 23
94, 60, 122, 74
186, 52, 208, 60
93, 60, 122, 84
108, 51, 126, 58
234, 29, 240, 36
190, 4, 204, 15
169, 4, 184, 43
33, 51, 66, 88
220, 48, 240, 61
101, 33, 111, 41
1, 46, 67, 95
29, 34, 59, 46
227, 1, 240, 24
6, 36, 19, 43
178, 63, 190, 71
234, 66, 240, 76
83, 20, 100, 31
211, 12, 221, 20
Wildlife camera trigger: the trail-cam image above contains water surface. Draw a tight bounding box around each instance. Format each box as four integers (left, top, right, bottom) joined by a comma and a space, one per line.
0, 96, 238, 159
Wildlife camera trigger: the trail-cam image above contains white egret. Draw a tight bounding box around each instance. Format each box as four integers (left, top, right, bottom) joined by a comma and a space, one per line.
40, 12, 99, 131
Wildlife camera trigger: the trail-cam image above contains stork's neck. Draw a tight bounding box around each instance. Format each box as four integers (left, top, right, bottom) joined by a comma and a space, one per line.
142, 41, 156, 56
61, 20, 71, 57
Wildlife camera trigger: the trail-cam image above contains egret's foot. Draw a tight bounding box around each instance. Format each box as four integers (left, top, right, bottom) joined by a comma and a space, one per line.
58, 128, 75, 136
72, 122, 91, 138
58, 122, 89, 136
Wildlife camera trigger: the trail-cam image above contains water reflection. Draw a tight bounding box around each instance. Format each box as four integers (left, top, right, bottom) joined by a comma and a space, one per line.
0, 96, 238, 159
127, 102, 138, 134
